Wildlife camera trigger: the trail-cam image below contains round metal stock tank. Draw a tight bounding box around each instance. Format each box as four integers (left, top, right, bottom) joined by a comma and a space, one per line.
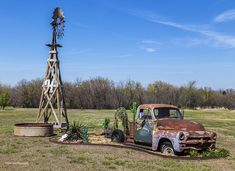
14, 123, 54, 137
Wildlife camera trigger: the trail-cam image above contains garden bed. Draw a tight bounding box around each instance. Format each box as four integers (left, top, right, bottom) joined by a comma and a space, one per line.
49, 134, 229, 160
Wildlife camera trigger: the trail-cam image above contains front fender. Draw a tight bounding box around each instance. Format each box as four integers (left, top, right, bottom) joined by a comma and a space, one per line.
152, 130, 184, 152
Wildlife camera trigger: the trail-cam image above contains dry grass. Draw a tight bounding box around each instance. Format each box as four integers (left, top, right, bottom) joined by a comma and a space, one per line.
0, 108, 235, 171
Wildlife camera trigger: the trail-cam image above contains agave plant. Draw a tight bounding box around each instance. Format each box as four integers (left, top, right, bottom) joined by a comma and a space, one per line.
66, 121, 85, 141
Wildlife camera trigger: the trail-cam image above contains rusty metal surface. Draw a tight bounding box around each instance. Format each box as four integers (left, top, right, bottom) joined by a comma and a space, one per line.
127, 122, 135, 143
157, 119, 205, 132
152, 128, 216, 152
15, 123, 53, 127
138, 104, 178, 110
14, 123, 54, 137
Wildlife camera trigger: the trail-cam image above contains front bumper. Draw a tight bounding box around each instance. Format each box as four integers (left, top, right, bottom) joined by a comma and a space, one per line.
178, 132, 216, 151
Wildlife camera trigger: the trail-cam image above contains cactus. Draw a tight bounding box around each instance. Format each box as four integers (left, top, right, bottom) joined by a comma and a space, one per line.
130, 102, 137, 122
113, 107, 129, 135
83, 127, 89, 144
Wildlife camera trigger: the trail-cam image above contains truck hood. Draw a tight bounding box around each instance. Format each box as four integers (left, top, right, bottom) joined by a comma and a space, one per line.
157, 119, 205, 132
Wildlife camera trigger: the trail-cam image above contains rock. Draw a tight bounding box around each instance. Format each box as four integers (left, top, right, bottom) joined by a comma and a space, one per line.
58, 133, 68, 142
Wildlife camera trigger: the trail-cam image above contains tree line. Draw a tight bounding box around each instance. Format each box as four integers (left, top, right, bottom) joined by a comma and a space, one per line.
0, 77, 235, 109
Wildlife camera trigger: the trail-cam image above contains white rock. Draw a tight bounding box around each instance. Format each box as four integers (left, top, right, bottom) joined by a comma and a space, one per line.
58, 133, 68, 142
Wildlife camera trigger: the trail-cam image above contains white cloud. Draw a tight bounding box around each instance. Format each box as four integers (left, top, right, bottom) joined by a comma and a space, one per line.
140, 39, 159, 53
200, 30, 235, 48
145, 47, 157, 52
128, 10, 235, 48
141, 45, 157, 53
214, 9, 235, 23
170, 37, 211, 48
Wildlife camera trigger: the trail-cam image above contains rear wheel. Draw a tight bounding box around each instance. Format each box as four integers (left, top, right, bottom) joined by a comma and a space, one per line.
111, 129, 125, 143
160, 141, 175, 156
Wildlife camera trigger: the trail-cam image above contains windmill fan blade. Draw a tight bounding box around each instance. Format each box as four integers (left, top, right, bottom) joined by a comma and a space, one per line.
51, 7, 65, 39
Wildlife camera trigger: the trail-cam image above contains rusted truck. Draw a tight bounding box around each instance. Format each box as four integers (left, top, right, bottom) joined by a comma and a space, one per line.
111, 104, 217, 155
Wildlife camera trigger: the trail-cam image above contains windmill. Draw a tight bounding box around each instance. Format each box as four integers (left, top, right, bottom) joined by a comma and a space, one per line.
37, 7, 69, 128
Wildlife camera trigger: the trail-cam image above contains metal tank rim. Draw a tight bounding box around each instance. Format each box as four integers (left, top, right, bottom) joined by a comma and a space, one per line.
14, 123, 54, 137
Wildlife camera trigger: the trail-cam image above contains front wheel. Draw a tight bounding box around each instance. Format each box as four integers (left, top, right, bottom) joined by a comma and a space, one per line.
160, 141, 175, 156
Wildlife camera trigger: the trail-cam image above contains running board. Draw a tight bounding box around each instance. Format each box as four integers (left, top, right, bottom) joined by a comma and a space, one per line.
124, 142, 153, 151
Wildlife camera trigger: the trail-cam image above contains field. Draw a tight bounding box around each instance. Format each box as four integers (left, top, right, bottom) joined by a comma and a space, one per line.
0, 108, 235, 171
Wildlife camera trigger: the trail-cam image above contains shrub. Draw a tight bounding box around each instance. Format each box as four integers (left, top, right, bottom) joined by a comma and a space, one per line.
189, 150, 200, 157
0, 91, 10, 109
66, 121, 85, 141
189, 148, 229, 158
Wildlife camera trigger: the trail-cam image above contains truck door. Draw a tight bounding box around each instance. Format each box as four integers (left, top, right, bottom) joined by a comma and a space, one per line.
134, 108, 152, 145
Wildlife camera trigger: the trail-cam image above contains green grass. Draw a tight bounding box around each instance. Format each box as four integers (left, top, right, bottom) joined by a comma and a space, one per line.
189, 148, 230, 158
0, 108, 235, 171
69, 156, 89, 164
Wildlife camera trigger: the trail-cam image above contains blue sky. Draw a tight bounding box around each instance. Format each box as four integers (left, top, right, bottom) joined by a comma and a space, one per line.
0, 0, 235, 89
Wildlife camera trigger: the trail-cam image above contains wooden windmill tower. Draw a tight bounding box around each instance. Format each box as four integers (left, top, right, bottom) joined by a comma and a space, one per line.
37, 7, 69, 128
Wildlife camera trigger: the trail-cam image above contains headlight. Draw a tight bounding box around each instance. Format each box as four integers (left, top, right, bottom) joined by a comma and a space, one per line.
179, 132, 185, 141
211, 133, 217, 140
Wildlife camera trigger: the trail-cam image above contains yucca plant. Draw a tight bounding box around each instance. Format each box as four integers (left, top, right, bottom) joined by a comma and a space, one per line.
66, 121, 85, 141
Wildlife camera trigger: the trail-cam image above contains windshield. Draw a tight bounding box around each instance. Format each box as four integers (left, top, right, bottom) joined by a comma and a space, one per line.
154, 108, 182, 119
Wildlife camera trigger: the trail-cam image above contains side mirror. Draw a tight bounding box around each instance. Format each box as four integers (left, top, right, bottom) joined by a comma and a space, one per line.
180, 109, 184, 119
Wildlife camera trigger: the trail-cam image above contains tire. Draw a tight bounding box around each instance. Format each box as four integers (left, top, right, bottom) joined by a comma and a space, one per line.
160, 141, 175, 156
111, 129, 125, 143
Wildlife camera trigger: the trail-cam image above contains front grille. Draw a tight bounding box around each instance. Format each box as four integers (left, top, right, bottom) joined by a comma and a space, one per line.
185, 143, 210, 149
187, 137, 211, 141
